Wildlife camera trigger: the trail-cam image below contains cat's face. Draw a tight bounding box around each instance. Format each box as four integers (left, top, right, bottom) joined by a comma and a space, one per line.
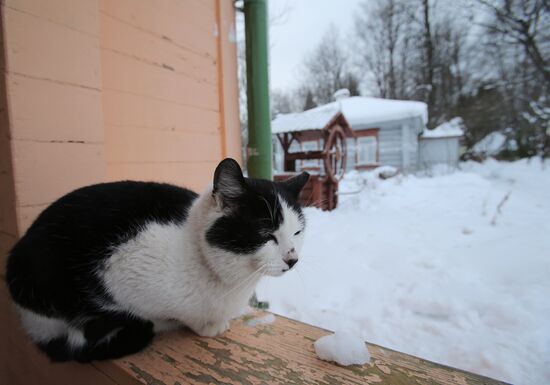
206, 159, 309, 278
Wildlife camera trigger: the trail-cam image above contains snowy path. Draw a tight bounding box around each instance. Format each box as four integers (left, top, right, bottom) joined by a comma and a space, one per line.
257, 159, 550, 385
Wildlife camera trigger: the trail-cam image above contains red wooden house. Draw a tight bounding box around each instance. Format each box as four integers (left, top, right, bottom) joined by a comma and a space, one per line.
272, 108, 354, 211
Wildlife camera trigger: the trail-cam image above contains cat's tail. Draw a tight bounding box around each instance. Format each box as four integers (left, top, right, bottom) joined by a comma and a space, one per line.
38, 317, 155, 363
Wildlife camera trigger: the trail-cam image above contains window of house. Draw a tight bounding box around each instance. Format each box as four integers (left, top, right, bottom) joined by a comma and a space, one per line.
300, 140, 321, 169
357, 136, 377, 165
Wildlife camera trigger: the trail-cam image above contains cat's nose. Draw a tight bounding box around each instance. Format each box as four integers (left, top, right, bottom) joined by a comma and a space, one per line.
283, 248, 298, 270
286, 258, 298, 269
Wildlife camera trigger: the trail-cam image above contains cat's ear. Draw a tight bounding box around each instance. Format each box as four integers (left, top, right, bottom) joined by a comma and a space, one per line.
282, 172, 309, 199
213, 158, 246, 206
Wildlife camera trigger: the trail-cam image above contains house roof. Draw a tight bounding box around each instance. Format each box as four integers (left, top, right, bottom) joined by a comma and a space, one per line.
272, 109, 354, 138
272, 107, 340, 134
272, 96, 428, 135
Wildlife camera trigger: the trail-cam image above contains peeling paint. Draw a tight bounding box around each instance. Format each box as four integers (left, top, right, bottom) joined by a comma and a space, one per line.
116, 312, 509, 385
128, 363, 167, 385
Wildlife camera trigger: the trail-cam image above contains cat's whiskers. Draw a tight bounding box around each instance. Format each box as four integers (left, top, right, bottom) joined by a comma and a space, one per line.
304, 184, 316, 205
220, 260, 264, 283
220, 268, 265, 302
219, 265, 266, 301
306, 197, 331, 209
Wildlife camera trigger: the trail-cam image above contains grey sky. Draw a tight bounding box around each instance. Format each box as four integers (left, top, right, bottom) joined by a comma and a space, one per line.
268, 0, 364, 91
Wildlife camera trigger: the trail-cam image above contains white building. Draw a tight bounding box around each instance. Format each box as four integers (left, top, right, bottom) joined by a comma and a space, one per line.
419, 117, 465, 170
272, 94, 428, 173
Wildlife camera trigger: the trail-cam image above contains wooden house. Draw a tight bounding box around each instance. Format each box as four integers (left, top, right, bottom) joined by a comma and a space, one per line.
274, 95, 428, 174
419, 117, 464, 170
272, 109, 354, 210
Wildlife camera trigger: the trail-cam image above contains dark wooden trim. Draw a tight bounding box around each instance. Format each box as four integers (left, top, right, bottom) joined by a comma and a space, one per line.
286, 151, 325, 161
355, 163, 380, 170
354, 128, 380, 137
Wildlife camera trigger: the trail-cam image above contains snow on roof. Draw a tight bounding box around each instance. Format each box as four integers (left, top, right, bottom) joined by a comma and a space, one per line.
422, 117, 464, 138
272, 96, 428, 134
321, 96, 428, 127
272, 107, 340, 134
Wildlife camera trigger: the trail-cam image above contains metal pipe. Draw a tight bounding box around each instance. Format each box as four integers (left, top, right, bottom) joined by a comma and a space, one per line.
243, 0, 272, 179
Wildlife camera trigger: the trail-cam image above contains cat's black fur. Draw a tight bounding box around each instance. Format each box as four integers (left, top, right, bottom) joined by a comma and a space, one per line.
6, 159, 308, 362
207, 164, 308, 253
7, 181, 197, 362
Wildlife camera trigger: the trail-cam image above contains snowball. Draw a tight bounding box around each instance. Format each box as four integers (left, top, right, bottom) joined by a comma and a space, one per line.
314, 331, 370, 366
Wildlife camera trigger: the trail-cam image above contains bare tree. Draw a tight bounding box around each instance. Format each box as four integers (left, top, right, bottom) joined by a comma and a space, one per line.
422, 0, 436, 126
271, 89, 301, 115
472, 0, 550, 157
477, 0, 550, 85
300, 26, 359, 105
354, 0, 407, 99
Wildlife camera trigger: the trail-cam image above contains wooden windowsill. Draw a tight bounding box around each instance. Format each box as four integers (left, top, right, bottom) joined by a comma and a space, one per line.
92, 311, 508, 385
355, 163, 380, 170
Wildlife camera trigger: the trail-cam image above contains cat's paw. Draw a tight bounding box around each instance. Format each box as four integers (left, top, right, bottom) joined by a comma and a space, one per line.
194, 320, 230, 338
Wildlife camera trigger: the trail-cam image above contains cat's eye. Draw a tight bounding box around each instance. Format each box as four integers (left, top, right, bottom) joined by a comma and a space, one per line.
294, 230, 301, 236
268, 234, 278, 244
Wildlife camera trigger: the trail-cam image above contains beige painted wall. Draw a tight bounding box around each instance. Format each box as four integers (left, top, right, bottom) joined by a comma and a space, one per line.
0, 0, 240, 257
1, 0, 107, 259
101, 0, 240, 189
0, 1, 240, 383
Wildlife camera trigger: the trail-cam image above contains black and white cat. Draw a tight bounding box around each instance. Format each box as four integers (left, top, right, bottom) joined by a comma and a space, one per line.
6, 158, 309, 362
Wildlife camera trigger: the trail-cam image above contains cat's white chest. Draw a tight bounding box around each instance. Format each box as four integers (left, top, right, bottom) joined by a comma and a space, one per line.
101, 219, 254, 334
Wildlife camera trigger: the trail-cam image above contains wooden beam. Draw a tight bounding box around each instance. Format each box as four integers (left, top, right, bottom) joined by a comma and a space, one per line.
286, 150, 325, 161
275, 133, 286, 150
95, 311, 509, 385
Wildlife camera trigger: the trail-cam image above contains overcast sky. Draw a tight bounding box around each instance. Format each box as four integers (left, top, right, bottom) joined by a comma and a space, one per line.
266, 0, 364, 91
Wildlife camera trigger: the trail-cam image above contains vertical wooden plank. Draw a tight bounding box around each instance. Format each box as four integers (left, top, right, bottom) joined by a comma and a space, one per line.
215, 0, 227, 160
0, 3, 19, 279
215, 0, 242, 164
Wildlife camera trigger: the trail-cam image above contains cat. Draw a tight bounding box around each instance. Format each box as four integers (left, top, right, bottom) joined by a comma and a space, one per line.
6, 158, 309, 362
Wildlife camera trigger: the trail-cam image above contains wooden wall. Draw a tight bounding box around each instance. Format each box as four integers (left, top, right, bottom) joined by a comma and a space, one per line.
0, 0, 106, 245
0, 1, 240, 383
100, 0, 240, 188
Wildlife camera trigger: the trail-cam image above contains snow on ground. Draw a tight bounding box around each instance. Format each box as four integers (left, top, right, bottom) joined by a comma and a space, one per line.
257, 158, 550, 385
472, 131, 508, 156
